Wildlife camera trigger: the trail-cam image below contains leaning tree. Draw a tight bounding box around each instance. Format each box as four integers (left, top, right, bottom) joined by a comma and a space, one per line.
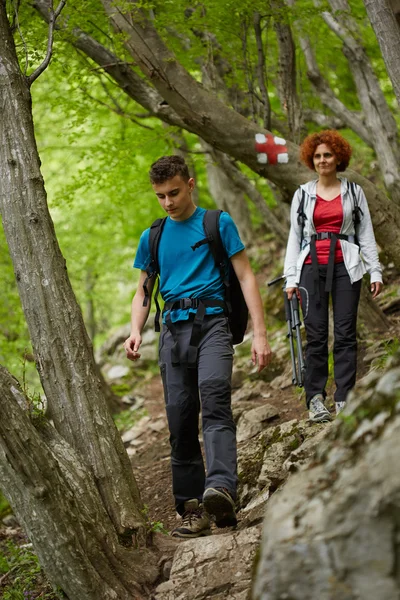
0, 2, 159, 597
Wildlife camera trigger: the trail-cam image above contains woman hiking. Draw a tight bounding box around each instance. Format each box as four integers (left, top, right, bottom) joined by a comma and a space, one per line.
284, 130, 382, 422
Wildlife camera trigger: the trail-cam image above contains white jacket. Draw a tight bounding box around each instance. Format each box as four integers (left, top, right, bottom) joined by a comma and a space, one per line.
284, 178, 382, 289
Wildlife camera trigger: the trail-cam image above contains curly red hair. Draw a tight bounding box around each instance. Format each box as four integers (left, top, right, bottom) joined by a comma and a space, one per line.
300, 130, 352, 172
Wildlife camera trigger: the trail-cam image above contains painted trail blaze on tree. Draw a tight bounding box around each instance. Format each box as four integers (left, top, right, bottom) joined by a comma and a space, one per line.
255, 134, 289, 165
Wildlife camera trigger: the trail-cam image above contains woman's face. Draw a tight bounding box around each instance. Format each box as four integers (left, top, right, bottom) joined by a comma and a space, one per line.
313, 143, 339, 176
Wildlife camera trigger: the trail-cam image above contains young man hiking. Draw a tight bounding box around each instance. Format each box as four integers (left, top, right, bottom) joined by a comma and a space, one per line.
124, 155, 272, 538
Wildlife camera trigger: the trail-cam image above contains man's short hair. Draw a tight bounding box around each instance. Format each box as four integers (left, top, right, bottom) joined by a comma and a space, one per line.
149, 155, 190, 184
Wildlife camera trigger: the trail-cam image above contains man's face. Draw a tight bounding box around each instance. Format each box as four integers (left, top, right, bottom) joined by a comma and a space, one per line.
152, 175, 196, 221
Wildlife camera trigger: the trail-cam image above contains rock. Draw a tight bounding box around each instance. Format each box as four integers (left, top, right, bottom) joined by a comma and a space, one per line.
236, 404, 279, 442
269, 369, 293, 390
241, 487, 270, 514
232, 401, 262, 424
231, 368, 247, 389
149, 418, 167, 433
232, 385, 257, 403
107, 365, 130, 380
121, 416, 151, 443
375, 367, 400, 397
253, 360, 400, 600
283, 425, 331, 473
154, 526, 261, 600
2, 514, 19, 528
258, 438, 295, 487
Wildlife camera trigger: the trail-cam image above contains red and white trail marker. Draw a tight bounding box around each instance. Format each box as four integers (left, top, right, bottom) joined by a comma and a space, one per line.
255, 133, 289, 165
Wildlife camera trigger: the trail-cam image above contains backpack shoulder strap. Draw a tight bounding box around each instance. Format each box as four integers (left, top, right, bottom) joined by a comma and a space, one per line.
143, 217, 167, 333
202, 209, 225, 268
148, 217, 167, 274
296, 188, 306, 247
348, 181, 363, 228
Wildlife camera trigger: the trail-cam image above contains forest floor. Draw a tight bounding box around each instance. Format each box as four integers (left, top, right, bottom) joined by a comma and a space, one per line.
1, 259, 400, 598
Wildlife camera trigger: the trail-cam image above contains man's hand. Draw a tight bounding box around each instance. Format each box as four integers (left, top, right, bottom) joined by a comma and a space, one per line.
370, 281, 382, 299
123, 333, 142, 361
251, 334, 272, 372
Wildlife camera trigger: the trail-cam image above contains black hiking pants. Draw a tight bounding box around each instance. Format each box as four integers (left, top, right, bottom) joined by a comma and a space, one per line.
158, 314, 237, 515
299, 263, 362, 406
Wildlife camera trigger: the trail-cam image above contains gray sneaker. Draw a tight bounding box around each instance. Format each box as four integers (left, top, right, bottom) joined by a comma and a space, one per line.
203, 487, 237, 528
171, 499, 211, 539
335, 401, 347, 416
309, 394, 332, 423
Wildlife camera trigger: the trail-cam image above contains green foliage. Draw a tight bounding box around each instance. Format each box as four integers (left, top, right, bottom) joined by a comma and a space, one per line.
0, 492, 10, 519
113, 407, 148, 432
374, 338, 400, 370
141, 504, 168, 535
0, 540, 63, 599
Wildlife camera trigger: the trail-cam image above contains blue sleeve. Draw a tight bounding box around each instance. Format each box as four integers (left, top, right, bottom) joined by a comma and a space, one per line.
133, 228, 151, 270
219, 212, 245, 258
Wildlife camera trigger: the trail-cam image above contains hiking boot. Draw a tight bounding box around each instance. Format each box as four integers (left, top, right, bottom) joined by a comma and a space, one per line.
203, 487, 237, 528
308, 394, 332, 423
171, 499, 211, 539
335, 401, 347, 416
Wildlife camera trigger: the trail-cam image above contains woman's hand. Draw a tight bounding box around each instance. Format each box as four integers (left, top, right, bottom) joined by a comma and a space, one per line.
286, 287, 300, 300
370, 281, 383, 299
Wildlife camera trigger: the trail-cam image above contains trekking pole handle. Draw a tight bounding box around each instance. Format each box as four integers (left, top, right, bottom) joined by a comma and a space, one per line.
284, 290, 293, 323
267, 275, 285, 287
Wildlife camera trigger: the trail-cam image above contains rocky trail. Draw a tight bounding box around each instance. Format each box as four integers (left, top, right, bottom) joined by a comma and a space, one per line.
1, 255, 400, 599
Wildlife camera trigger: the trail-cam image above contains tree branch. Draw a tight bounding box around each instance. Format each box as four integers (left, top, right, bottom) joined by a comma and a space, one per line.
27, 0, 66, 86
33, 0, 187, 128
285, 0, 371, 145
11, 0, 28, 74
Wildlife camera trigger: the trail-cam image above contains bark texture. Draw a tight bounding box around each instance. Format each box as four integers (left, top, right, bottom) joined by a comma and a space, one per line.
0, 366, 158, 600
364, 0, 400, 108
272, 0, 303, 141
0, 1, 145, 537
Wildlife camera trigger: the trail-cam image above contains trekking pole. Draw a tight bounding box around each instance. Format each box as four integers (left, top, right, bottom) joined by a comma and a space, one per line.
268, 275, 305, 387
283, 291, 298, 385
290, 293, 306, 387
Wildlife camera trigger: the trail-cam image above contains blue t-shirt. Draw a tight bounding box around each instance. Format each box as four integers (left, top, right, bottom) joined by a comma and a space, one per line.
134, 207, 245, 322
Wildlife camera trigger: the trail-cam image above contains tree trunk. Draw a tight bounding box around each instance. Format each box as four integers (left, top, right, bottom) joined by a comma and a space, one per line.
0, 366, 158, 600
202, 143, 254, 245
322, 0, 400, 205
272, 0, 303, 142
358, 281, 390, 333
363, 0, 400, 108
0, 1, 147, 538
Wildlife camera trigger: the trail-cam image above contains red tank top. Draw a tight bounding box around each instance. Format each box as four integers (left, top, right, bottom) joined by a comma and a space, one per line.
304, 194, 344, 264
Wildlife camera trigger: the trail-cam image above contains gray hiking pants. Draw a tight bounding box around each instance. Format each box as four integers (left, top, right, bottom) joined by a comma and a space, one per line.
159, 314, 237, 515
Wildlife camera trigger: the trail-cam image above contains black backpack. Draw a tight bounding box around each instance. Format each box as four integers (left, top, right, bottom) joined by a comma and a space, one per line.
142, 209, 248, 345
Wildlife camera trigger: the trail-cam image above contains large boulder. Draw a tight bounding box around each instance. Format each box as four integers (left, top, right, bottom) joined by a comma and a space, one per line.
253, 356, 400, 600
155, 526, 261, 600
